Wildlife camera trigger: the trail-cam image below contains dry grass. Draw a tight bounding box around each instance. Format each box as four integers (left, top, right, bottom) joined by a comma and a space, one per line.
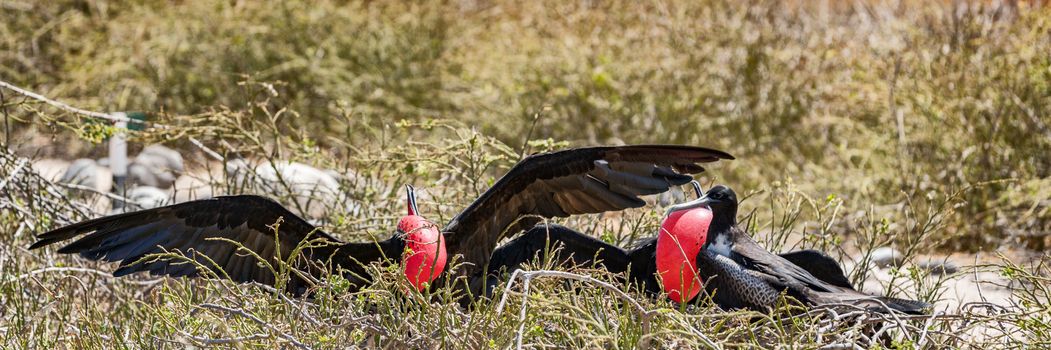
1, 0, 1049, 348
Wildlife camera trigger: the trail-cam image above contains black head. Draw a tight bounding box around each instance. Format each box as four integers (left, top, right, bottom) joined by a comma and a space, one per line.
704, 185, 738, 226
663, 183, 740, 229
705, 185, 737, 204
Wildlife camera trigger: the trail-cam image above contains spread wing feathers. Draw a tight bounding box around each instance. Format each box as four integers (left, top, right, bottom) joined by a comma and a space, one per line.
30, 195, 361, 292
443, 145, 733, 277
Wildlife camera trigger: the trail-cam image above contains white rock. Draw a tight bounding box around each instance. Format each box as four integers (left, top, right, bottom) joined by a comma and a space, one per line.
122, 186, 172, 212
128, 144, 184, 188
870, 247, 905, 268
31, 158, 70, 182
60, 158, 112, 193
226, 159, 345, 219
172, 173, 217, 202
58, 158, 113, 214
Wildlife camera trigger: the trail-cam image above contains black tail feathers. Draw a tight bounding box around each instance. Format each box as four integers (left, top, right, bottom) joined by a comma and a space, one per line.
875, 296, 931, 315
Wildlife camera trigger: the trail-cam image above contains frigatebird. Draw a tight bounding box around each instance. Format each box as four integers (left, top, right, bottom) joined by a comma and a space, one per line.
30, 145, 733, 296
693, 185, 929, 314
485, 185, 929, 314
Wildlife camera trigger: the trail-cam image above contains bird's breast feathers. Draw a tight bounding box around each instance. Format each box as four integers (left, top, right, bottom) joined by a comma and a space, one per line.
710, 233, 733, 257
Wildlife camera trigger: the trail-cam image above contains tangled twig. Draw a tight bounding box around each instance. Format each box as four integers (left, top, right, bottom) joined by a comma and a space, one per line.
197, 303, 313, 350
496, 269, 719, 350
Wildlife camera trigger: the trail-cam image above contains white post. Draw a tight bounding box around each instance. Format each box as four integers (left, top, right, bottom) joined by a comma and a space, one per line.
109, 112, 128, 210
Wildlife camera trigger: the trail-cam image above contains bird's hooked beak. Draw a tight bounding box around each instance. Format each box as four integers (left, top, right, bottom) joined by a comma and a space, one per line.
690, 181, 704, 199
406, 185, 419, 217
664, 181, 712, 217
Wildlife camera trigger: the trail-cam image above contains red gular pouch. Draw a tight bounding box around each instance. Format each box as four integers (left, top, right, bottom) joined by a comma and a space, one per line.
656, 206, 713, 303
398, 216, 447, 291
398, 185, 448, 292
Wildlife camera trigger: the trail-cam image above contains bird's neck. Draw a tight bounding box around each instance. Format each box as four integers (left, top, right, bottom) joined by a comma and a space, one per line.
707, 209, 738, 257
710, 207, 736, 233
386, 232, 408, 258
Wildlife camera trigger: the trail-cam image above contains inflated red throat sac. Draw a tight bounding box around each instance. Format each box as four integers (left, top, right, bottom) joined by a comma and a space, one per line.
656, 206, 713, 303
398, 186, 448, 291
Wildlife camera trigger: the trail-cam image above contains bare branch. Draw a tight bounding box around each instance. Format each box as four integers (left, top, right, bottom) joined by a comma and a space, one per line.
197, 303, 313, 350
0, 80, 154, 126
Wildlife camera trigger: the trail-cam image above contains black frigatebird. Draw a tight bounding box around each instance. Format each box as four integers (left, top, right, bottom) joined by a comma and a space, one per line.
29, 145, 733, 296
486, 185, 929, 314
694, 185, 929, 314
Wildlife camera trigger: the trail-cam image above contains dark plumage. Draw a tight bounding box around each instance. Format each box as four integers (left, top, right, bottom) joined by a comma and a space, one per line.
484, 224, 850, 303
697, 185, 930, 314
31, 145, 732, 296
441, 145, 732, 281
30, 195, 395, 294
483, 186, 930, 315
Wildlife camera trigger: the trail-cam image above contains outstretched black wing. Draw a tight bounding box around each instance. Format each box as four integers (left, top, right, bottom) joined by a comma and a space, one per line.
443, 145, 733, 278
31, 195, 397, 293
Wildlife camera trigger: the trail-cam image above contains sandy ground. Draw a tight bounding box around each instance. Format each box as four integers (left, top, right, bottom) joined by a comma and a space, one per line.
854, 252, 1018, 311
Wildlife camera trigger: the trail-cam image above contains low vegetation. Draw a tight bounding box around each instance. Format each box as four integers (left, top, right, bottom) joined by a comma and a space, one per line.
1, 0, 1048, 348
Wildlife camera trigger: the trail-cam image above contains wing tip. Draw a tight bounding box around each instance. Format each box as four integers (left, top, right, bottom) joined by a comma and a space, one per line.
27, 240, 50, 250
688, 145, 734, 160
880, 297, 933, 315
29, 228, 78, 250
